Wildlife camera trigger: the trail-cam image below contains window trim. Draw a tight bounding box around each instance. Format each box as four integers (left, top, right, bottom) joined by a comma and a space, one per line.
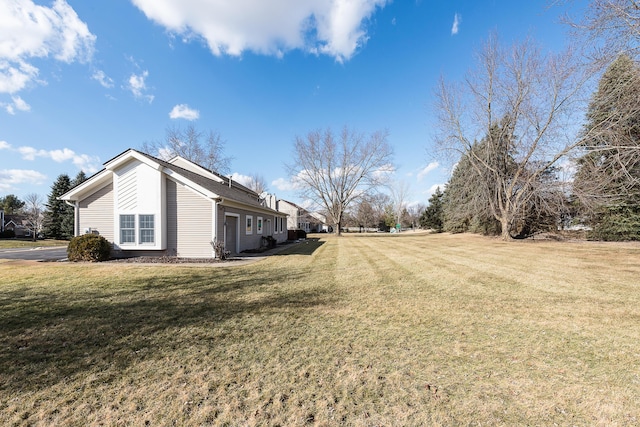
257, 216, 263, 234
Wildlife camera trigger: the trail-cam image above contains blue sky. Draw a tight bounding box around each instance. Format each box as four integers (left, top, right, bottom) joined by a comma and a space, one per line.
0, 0, 581, 207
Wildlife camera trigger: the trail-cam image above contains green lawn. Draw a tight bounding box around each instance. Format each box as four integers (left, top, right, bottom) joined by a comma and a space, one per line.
0, 238, 68, 249
1, 233, 639, 425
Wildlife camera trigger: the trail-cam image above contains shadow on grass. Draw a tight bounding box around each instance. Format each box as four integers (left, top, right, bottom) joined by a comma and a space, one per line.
275, 238, 325, 256
0, 264, 338, 394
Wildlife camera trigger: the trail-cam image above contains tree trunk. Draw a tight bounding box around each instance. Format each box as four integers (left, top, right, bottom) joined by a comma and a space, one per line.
500, 216, 512, 240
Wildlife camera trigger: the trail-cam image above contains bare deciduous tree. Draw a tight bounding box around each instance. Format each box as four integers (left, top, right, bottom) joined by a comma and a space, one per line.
288, 127, 394, 235
559, 2, 640, 215
141, 124, 232, 174
406, 203, 427, 230
435, 33, 587, 240
351, 193, 391, 230
390, 180, 411, 229
245, 173, 268, 195
559, 0, 640, 64
23, 193, 44, 242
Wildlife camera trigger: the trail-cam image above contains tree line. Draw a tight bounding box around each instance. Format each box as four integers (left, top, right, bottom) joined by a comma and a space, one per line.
418, 1, 640, 241
1, 172, 87, 240
6, 2, 639, 242
421, 49, 640, 241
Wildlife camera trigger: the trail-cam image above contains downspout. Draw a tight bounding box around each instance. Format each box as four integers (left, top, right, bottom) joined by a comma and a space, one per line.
214, 198, 224, 258
64, 200, 79, 236
213, 199, 218, 258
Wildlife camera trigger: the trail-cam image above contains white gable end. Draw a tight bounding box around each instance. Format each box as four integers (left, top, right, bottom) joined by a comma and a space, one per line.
112, 158, 167, 251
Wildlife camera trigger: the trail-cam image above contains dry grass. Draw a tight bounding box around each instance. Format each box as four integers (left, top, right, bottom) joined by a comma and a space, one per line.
1, 233, 639, 426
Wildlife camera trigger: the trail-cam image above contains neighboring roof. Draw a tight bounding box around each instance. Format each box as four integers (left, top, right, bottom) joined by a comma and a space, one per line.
60, 148, 284, 216
3, 214, 31, 227
278, 199, 326, 223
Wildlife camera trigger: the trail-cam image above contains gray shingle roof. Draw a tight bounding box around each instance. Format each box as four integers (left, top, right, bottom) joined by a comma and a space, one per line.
134, 150, 278, 213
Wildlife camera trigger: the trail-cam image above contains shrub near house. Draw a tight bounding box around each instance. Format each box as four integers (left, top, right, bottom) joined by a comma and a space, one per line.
67, 234, 112, 262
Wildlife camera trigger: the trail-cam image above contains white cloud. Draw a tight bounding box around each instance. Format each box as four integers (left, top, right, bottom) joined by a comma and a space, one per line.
48, 148, 76, 162
17, 146, 47, 160
130, 0, 389, 62
169, 104, 199, 120
70, 153, 100, 173
417, 161, 439, 181
451, 13, 461, 35
0, 0, 95, 94
372, 163, 395, 182
231, 173, 252, 187
0, 140, 11, 150
127, 70, 154, 103
157, 147, 173, 161
12, 95, 30, 111
0, 60, 39, 94
2, 95, 32, 115
272, 176, 304, 192
0, 168, 47, 192
92, 69, 114, 88
14, 145, 100, 173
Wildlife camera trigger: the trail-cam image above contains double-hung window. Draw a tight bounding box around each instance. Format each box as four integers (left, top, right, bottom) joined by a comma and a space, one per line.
119, 214, 155, 245
139, 215, 155, 244
120, 214, 135, 244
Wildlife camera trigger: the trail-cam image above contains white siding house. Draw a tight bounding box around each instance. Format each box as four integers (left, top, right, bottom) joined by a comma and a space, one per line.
277, 199, 327, 233
60, 149, 288, 258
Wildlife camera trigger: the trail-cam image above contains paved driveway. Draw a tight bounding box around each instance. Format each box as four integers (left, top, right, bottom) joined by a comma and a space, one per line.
0, 246, 68, 262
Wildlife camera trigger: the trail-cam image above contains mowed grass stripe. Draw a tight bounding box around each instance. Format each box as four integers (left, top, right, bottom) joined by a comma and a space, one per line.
332, 233, 640, 424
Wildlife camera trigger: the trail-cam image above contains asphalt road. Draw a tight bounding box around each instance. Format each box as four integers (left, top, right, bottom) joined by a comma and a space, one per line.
0, 246, 68, 261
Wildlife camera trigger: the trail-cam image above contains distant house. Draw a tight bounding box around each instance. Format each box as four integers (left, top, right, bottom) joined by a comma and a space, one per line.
277, 199, 328, 233
59, 149, 288, 258
3, 214, 32, 237
309, 211, 331, 232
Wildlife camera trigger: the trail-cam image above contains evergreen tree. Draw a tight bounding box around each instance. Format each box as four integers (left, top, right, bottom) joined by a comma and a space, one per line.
420, 187, 444, 232
59, 171, 89, 238
442, 119, 565, 237
72, 170, 88, 187
441, 123, 509, 235
43, 174, 73, 239
0, 194, 25, 214
573, 54, 640, 240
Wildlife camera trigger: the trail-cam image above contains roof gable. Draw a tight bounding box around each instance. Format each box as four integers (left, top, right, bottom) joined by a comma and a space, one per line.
59, 149, 283, 216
